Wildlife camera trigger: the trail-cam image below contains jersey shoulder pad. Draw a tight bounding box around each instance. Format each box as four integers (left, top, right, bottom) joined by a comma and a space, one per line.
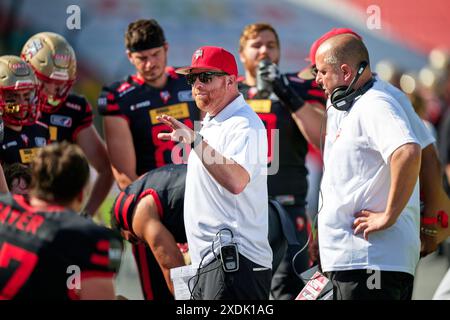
56, 215, 123, 273
66, 94, 92, 114
284, 72, 326, 104
165, 66, 180, 79
98, 79, 129, 115
110, 190, 137, 235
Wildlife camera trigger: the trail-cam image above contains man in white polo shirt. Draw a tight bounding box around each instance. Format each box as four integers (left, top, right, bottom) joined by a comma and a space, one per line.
315, 34, 423, 300
156, 46, 272, 300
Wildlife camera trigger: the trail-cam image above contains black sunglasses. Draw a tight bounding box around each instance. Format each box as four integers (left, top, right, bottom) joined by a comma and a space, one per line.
186, 71, 228, 86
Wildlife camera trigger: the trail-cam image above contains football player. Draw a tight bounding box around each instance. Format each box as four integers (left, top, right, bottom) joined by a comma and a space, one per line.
0, 55, 49, 169
98, 19, 199, 190
0, 142, 122, 300
97, 19, 199, 299
237, 23, 326, 299
21, 32, 113, 217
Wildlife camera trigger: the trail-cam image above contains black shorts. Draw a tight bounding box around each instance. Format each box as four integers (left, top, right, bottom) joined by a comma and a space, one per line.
328, 269, 414, 300
191, 254, 272, 300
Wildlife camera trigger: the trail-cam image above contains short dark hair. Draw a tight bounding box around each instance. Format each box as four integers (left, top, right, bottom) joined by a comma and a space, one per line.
125, 19, 166, 52
29, 142, 90, 204
4, 163, 31, 191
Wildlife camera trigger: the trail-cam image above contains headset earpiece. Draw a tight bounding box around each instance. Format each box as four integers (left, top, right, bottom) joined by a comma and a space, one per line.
330, 61, 371, 112
330, 86, 349, 105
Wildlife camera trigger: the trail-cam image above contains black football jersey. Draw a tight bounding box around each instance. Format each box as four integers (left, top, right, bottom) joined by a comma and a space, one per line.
39, 94, 93, 143
112, 164, 186, 243
0, 194, 122, 300
98, 67, 199, 175
239, 73, 326, 205
112, 164, 186, 300
0, 122, 49, 165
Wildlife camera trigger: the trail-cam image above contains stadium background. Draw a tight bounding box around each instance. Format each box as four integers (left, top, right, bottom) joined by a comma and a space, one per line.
0, 0, 448, 299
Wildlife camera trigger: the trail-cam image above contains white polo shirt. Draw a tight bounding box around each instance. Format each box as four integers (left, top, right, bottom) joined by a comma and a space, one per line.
184, 94, 272, 269
319, 77, 434, 276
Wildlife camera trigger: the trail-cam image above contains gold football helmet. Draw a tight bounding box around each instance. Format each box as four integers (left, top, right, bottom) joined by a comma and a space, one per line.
21, 32, 76, 112
0, 55, 40, 126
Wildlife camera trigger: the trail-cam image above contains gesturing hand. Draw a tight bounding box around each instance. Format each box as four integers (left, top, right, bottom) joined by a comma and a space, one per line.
156, 114, 195, 144
352, 210, 396, 240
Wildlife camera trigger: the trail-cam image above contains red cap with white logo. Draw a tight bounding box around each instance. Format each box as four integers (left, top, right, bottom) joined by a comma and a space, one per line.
176, 46, 238, 76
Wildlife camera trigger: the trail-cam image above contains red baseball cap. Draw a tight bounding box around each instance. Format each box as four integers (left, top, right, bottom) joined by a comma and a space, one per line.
299, 28, 362, 79
176, 46, 238, 76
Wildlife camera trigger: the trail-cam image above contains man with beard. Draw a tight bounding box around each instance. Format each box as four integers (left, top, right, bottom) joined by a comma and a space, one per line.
237, 23, 326, 299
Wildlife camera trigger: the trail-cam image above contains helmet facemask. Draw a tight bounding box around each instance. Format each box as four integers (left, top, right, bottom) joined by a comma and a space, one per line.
34, 71, 74, 113
0, 55, 41, 127
0, 84, 40, 126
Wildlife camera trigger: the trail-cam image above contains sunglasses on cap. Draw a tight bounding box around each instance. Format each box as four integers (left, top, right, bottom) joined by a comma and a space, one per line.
186, 71, 228, 86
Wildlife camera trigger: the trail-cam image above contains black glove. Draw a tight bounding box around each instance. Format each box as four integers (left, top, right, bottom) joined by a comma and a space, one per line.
258, 61, 305, 113
256, 59, 274, 98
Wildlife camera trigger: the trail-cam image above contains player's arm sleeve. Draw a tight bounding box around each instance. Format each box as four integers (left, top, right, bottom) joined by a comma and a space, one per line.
110, 190, 137, 235
97, 86, 122, 117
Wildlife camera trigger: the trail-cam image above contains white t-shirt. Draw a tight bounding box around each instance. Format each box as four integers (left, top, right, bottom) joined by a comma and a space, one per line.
318, 77, 434, 276
184, 94, 272, 269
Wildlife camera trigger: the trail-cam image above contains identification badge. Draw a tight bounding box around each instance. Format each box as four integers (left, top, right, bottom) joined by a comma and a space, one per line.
296, 271, 330, 300
149, 103, 190, 124
246, 99, 272, 113
19, 148, 39, 164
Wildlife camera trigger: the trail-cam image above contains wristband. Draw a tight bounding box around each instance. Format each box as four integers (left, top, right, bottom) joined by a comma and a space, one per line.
438, 210, 449, 228
190, 132, 203, 149
421, 210, 448, 228
421, 217, 437, 225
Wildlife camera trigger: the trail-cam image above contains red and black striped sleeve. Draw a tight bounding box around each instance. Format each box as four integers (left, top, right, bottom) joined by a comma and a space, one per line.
97, 84, 122, 116
111, 191, 137, 235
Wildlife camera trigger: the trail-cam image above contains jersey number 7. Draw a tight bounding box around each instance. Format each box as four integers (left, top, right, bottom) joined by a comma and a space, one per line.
0, 242, 38, 299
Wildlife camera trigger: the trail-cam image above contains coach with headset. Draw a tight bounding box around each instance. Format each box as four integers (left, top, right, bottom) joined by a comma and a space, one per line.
314, 32, 431, 300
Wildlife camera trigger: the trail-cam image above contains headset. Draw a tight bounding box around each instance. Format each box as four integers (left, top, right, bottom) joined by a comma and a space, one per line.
330, 61, 374, 111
